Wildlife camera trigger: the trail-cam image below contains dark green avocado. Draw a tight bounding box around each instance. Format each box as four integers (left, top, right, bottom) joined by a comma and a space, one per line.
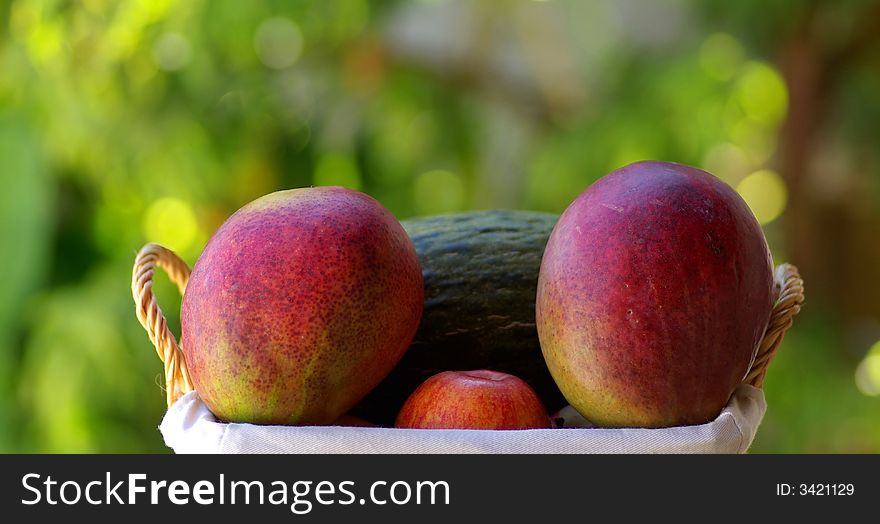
351, 210, 566, 425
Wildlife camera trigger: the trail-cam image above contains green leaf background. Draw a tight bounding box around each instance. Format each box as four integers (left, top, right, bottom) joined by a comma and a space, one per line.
1, 0, 879, 452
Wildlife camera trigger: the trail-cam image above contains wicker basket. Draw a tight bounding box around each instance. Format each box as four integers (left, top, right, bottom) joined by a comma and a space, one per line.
132, 243, 804, 454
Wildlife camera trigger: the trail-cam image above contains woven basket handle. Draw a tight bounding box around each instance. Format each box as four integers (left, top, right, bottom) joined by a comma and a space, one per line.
132, 243, 194, 407
744, 263, 805, 387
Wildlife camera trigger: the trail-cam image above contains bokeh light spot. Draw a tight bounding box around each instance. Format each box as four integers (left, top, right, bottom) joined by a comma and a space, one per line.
153, 33, 192, 72
27, 20, 63, 65
736, 61, 788, 126
699, 33, 744, 81
855, 342, 880, 396
313, 154, 362, 190
254, 17, 304, 70
729, 119, 777, 165
143, 197, 199, 252
702, 142, 749, 185
413, 170, 465, 215
736, 169, 788, 225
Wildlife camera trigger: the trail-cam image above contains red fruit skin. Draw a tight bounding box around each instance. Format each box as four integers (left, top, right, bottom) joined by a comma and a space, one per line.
180, 187, 424, 425
536, 161, 774, 428
395, 370, 552, 430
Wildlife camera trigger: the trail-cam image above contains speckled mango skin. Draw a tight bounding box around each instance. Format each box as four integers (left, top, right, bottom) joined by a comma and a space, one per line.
536, 161, 774, 428
395, 370, 551, 430
180, 187, 424, 425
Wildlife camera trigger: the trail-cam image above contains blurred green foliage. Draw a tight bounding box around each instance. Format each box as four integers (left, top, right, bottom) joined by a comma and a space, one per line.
1, 0, 878, 452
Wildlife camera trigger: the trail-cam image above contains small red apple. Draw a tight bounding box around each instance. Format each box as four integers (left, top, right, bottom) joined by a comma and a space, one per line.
395, 370, 552, 430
